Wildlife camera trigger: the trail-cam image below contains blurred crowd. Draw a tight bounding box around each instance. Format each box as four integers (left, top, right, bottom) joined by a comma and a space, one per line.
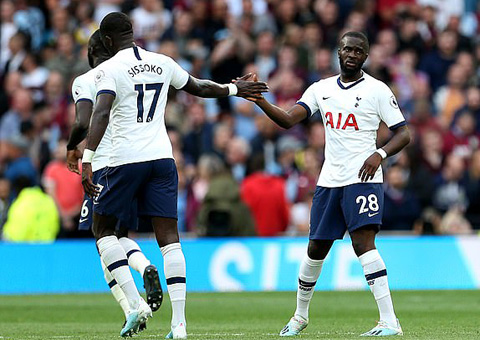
1, 0, 480, 242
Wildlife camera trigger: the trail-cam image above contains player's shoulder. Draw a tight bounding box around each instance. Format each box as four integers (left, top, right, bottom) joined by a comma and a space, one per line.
137, 46, 173, 63
310, 75, 338, 89
73, 68, 95, 86
363, 72, 392, 93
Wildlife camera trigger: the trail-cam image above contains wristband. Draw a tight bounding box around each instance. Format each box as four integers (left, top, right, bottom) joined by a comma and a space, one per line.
82, 149, 95, 163
376, 148, 387, 159
227, 83, 238, 96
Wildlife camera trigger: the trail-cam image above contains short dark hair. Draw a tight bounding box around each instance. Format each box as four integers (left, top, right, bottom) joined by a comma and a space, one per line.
100, 12, 133, 38
340, 31, 370, 51
88, 30, 102, 48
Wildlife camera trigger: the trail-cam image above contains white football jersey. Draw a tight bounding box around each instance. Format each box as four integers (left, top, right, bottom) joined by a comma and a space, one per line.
94, 46, 189, 166
72, 69, 112, 172
297, 72, 406, 187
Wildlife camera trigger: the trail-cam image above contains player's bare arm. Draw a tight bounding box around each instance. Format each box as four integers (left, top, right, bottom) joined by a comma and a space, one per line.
237, 73, 307, 129
182, 75, 269, 99
66, 100, 93, 174
81, 93, 114, 198
358, 125, 411, 182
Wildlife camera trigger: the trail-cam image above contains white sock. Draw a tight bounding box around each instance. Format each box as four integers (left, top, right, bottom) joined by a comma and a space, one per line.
161, 242, 186, 326
101, 259, 130, 317
97, 235, 140, 310
359, 249, 397, 326
294, 254, 323, 320
119, 237, 151, 275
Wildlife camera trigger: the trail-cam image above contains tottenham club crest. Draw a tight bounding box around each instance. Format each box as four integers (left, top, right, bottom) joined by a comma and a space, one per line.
95, 70, 105, 84
390, 95, 399, 109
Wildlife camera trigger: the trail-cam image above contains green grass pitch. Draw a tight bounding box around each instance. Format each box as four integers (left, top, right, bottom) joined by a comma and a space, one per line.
0, 290, 479, 339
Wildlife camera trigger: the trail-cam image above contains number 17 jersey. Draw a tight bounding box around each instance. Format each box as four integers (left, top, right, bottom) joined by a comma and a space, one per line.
94, 46, 189, 167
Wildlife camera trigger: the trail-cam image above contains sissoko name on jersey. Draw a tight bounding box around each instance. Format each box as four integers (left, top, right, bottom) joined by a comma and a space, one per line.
127, 63, 163, 77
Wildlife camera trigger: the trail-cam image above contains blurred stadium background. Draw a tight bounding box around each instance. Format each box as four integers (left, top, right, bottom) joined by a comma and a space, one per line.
1, 0, 480, 339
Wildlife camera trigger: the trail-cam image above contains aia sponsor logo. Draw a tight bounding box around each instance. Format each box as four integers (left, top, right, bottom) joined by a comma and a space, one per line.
325, 112, 359, 130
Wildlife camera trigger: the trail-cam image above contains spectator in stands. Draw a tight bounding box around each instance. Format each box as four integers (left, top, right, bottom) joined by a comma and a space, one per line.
443, 111, 480, 159
226, 136, 252, 182
466, 149, 480, 229
0, 88, 33, 141
0, 71, 22, 116
1, 135, 37, 197
419, 29, 458, 92
241, 153, 289, 236
20, 52, 49, 103
43, 71, 69, 139
131, 0, 172, 51
182, 101, 215, 165
12, 0, 44, 51
3, 31, 28, 76
212, 123, 233, 162
0, 0, 18, 73
432, 153, 468, 214
251, 115, 281, 173
42, 140, 83, 238
73, 1, 98, 46
451, 86, 480, 132
43, 8, 73, 48
197, 156, 255, 237
383, 164, 422, 231
0, 176, 10, 229
45, 33, 86, 83
434, 63, 467, 129
2, 176, 59, 242
254, 31, 277, 82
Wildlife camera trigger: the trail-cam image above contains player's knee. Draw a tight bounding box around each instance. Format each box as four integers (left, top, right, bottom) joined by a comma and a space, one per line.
351, 240, 375, 257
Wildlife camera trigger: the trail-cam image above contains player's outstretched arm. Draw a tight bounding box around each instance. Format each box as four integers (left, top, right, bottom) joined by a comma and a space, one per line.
358, 125, 411, 182
181, 75, 268, 99
66, 100, 93, 174
255, 98, 308, 129
237, 73, 307, 129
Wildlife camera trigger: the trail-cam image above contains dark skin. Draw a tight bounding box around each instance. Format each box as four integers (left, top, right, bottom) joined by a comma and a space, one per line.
245, 35, 411, 259
66, 40, 111, 174
83, 29, 269, 241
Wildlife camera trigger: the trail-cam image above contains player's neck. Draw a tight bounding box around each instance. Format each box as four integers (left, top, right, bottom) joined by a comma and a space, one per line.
339, 70, 364, 83
116, 41, 136, 53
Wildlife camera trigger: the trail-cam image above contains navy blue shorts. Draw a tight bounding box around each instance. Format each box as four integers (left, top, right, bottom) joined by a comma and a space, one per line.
79, 169, 138, 231
94, 159, 178, 224
309, 183, 384, 240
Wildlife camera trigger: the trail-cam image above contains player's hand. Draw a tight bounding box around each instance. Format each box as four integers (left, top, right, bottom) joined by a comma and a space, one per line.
66, 147, 82, 174
234, 73, 268, 100
358, 152, 383, 182
81, 162, 100, 198
233, 73, 265, 102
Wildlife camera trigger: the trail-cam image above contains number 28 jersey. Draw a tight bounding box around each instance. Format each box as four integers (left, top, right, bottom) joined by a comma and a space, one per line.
94, 46, 189, 167
297, 72, 406, 188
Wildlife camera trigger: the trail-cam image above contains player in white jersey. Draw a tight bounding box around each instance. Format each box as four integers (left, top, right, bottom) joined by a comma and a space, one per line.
245, 32, 410, 337
80, 12, 268, 338
66, 30, 161, 332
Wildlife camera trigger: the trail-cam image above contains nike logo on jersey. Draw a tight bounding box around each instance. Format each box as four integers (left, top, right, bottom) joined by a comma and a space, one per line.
79, 218, 88, 223
368, 212, 379, 217
322, 96, 330, 100
93, 201, 99, 205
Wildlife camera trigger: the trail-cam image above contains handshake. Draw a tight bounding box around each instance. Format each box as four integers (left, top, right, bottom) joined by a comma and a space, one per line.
231, 73, 266, 102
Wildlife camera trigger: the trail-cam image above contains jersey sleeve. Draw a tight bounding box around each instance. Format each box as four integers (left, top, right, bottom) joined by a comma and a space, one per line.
376, 83, 406, 130
296, 83, 319, 117
72, 76, 94, 104
94, 64, 117, 98
167, 57, 189, 90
